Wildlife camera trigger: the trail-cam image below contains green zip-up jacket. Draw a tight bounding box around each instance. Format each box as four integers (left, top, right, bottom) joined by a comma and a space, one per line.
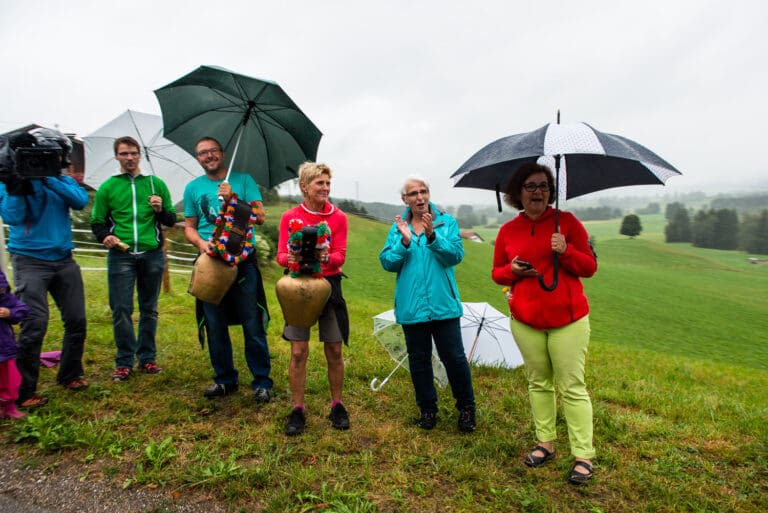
91, 173, 176, 252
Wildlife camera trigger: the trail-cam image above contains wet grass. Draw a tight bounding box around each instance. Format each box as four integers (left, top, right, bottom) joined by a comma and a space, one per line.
1, 212, 767, 512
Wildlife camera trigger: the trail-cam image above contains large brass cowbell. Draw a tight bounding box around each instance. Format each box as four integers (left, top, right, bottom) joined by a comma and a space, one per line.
275, 225, 331, 328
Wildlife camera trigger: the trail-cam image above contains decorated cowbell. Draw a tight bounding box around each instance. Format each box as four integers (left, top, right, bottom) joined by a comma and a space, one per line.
275, 223, 332, 328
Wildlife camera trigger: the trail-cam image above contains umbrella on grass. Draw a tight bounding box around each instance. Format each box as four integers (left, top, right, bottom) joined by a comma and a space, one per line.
460, 302, 523, 369
154, 65, 322, 189
370, 309, 447, 391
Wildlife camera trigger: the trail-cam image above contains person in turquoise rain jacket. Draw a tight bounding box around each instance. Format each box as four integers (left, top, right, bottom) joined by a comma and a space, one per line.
379, 175, 476, 433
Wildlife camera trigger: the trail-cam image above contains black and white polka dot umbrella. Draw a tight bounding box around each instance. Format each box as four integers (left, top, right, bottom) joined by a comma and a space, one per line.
451, 120, 681, 202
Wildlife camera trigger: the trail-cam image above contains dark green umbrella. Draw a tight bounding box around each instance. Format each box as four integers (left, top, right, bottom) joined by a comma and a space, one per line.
154, 65, 322, 189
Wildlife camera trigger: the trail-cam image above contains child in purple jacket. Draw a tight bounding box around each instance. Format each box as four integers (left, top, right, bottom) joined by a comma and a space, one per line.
0, 268, 29, 419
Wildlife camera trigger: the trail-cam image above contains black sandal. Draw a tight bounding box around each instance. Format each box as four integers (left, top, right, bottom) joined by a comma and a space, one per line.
568, 460, 594, 485
524, 444, 555, 468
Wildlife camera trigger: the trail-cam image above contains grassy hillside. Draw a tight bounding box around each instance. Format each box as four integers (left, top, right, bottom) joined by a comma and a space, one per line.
1, 210, 766, 512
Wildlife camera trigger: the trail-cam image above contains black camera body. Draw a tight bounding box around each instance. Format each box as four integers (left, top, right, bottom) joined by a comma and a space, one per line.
14, 146, 64, 178
0, 127, 72, 185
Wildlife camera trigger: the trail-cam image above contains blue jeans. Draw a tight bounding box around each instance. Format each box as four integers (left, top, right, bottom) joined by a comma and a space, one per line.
107, 248, 164, 368
11, 253, 86, 402
402, 317, 475, 412
202, 261, 272, 391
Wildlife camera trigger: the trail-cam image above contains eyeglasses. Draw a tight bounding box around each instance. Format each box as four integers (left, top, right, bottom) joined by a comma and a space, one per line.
522, 181, 550, 192
117, 151, 139, 157
404, 189, 429, 198
196, 148, 222, 157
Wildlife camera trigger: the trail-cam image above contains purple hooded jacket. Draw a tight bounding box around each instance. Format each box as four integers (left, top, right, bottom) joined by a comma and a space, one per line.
0, 270, 28, 362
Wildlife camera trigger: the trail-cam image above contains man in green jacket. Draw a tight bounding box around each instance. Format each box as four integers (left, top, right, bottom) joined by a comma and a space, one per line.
91, 136, 176, 381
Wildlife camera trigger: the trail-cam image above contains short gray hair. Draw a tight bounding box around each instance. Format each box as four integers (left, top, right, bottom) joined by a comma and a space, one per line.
400, 174, 430, 196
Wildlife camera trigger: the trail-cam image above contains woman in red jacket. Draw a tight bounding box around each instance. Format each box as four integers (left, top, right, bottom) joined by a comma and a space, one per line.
492, 162, 597, 485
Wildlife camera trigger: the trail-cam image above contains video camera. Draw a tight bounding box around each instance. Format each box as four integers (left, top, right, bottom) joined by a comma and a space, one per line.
0, 127, 72, 184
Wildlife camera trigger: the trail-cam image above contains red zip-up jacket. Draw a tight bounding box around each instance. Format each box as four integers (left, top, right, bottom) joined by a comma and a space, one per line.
492, 207, 596, 330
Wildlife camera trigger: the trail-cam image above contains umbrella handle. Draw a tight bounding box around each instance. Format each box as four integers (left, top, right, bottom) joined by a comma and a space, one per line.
217, 180, 229, 204
537, 152, 562, 292
537, 252, 559, 291
467, 318, 485, 362
370, 353, 409, 392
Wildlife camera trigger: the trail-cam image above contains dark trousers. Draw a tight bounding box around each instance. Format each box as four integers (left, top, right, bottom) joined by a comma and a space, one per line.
202, 261, 272, 391
11, 253, 86, 402
107, 249, 164, 368
402, 317, 475, 412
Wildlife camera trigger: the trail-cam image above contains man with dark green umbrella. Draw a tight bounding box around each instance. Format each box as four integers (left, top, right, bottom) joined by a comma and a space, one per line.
183, 136, 273, 403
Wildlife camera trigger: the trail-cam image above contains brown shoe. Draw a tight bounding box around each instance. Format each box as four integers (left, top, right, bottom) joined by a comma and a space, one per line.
18, 394, 49, 409
63, 379, 89, 391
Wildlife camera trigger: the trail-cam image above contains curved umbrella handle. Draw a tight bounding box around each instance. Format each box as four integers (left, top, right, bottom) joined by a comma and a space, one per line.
537, 252, 559, 291
370, 353, 409, 392
538, 151, 563, 292
369, 377, 388, 392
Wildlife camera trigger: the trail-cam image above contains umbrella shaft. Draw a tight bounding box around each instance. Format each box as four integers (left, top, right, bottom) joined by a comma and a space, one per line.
225, 124, 247, 183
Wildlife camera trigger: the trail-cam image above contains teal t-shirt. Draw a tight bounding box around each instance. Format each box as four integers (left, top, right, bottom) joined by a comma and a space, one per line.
183, 172, 263, 244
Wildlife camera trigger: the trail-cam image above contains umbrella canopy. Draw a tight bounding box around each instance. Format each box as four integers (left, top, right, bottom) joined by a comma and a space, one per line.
451, 120, 681, 204
370, 309, 448, 391
154, 65, 322, 189
460, 302, 523, 369
84, 110, 202, 203
451, 115, 682, 290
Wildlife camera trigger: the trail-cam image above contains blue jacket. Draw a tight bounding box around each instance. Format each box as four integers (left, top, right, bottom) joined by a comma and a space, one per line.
0, 176, 89, 261
379, 202, 464, 325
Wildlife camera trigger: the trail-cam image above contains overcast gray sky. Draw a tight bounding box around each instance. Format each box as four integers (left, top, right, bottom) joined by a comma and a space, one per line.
1, 0, 766, 206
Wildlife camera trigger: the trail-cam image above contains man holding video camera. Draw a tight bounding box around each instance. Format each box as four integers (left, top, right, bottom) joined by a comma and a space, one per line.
0, 128, 89, 408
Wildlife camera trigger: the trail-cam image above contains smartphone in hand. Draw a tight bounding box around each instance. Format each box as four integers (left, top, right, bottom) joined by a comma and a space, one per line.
514, 259, 533, 270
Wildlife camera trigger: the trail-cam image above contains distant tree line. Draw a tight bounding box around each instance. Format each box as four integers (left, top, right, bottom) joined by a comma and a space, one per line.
570, 206, 623, 221
664, 202, 768, 254
334, 199, 368, 216
635, 202, 660, 215
710, 194, 768, 214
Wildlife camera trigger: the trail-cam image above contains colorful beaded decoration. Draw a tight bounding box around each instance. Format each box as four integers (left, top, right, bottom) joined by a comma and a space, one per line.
287, 219, 331, 278
207, 193, 259, 265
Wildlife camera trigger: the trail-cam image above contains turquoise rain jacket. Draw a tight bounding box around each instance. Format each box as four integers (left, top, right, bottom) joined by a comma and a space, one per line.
379, 202, 464, 325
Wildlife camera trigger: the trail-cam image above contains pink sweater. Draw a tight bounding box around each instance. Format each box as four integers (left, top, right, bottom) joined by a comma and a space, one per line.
277, 202, 347, 277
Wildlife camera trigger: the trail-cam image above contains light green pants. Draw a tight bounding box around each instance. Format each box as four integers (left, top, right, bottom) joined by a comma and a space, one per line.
511, 315, 595, 459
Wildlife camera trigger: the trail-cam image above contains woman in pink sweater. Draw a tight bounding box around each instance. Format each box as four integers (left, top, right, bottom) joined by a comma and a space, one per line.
276, 162, 349, 437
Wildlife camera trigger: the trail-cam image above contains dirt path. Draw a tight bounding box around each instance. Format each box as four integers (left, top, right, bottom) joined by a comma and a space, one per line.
0, 454, 231, 513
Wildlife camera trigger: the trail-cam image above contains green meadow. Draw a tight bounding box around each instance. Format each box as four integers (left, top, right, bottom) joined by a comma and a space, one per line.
2, 209, 766, 512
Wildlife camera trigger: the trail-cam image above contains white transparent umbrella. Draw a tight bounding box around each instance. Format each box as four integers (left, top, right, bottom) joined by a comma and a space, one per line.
370, 309, 448, 391
83, 109, 202, 203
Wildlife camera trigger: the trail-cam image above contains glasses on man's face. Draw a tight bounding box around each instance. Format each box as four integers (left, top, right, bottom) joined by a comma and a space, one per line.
405, 189, 429, 198
196, 148, 222, 157
522, 181, 550, 192
117, 151, 139, 158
